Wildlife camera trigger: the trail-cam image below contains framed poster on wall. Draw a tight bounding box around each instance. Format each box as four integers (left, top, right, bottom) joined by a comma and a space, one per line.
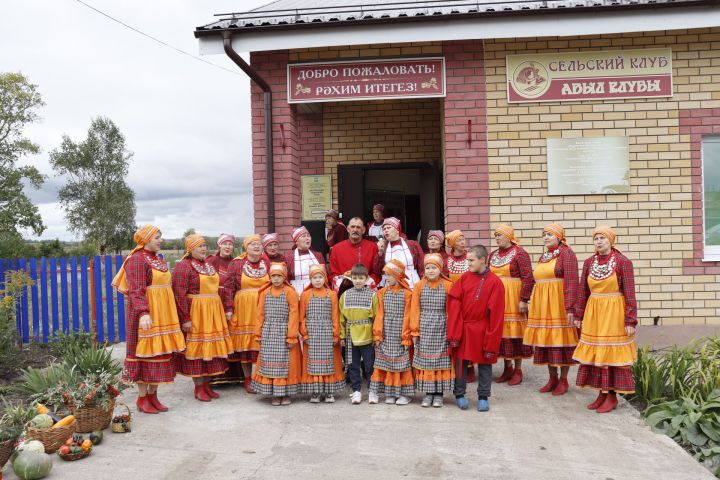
301, 174, 333, 220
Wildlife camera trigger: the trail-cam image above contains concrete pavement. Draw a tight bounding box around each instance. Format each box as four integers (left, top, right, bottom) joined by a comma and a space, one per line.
3, 345, 714, 480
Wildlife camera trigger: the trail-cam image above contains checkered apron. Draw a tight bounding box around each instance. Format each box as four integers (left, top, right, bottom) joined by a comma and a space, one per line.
374, 290, 411, 372
343, 288, 375, 365
258, 291, 290, 378
305, 295, 335, 376
413, 284, 451, 371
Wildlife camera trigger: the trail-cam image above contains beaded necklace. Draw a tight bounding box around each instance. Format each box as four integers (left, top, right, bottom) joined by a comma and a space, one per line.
141, 251, 168, 272
190, 258, 216, 276
539, 247, 561, 263
490, 246, 516, 267
243, 258, 268, 278
589, 252, 616, 281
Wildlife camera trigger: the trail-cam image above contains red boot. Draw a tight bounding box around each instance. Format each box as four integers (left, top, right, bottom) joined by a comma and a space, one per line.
508, 368, 523, 386
596, 392, 618, 413
552, 378, 569, 396
136, 395, 159, 414
204, 382, 220, 399
466, 365, 476, 383
587, 391, 607, 410
147, 392, 169, 412
494, 365, 514, 383
194, 384, 212, 402
244, 377, 256, 394
539, 374, 559, 393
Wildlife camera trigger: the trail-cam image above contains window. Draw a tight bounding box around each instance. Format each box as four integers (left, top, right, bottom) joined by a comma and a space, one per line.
703, 136, 720, 261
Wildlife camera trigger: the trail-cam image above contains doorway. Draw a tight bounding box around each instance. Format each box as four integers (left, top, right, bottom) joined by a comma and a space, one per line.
338, 162, 443, 247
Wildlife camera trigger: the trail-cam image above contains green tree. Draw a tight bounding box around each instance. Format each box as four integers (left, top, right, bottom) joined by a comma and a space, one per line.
49, 117, 136, 254
182, 228, 196, 238
0, 72, 46, 254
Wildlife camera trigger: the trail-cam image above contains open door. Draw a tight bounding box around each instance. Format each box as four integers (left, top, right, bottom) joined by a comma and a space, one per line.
338, 166, 365, 223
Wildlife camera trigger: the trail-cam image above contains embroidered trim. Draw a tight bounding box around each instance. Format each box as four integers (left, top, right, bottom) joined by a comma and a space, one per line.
190, 259, 216, 276
539, 248, 561, 263
490, 246, 516, 267
243, 259, 267, 279
589, 253, 616, 281
142, 251, 168, 272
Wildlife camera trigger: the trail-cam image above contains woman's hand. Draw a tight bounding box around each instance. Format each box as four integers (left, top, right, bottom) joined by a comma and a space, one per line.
139, 314, 152, 331
518, 301, 528, 314
625, 326, 636, 336
181, 322, 192, 332
225, 311, 233, 321
567, 312, 575, 327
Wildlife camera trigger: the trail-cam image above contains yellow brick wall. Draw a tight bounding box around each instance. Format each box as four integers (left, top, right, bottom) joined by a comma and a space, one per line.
484, 28, 720, 326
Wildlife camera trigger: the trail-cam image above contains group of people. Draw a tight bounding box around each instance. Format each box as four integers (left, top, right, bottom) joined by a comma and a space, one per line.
113, 208, 637, 415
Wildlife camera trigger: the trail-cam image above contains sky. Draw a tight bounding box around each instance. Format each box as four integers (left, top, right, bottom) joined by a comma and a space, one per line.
1, 0, 271, 241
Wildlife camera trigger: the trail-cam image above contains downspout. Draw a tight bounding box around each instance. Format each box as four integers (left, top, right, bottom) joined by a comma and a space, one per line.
222, 32, 275, 233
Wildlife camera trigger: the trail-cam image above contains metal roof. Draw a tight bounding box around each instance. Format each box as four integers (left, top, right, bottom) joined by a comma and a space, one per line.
195, 0, 711, 36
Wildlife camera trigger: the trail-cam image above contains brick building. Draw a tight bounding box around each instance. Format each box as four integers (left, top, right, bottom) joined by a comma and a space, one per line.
195, 0, 720, 326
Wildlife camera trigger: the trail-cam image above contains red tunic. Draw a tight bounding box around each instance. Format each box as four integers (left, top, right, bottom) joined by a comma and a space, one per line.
265, 253, 285, 265
329, 239, 381, 286
326, 223, 349, 249
284, 249, 326, 281
446, 269, 505, 364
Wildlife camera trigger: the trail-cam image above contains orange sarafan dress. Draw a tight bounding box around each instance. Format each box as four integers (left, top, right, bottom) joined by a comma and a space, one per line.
251, 284, 303, 397
410, 277, 454, 394
120, 250, 186, 384
172, 257, 234, 377
523, 245, 579, 366
299, 286, 346, 395
573, 250, 638, 393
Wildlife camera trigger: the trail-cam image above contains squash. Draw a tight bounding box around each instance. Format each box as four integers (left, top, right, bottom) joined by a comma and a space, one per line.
34, 404, 49, 415
89, 430, 103, 445
12, 450, 53, 480
30, 414, 53, 429
51, 415, 75, 429
15, 440, 45, 455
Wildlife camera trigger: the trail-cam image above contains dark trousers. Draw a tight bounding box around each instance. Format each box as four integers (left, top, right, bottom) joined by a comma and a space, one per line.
454, 360, 492, 398
348, 343, 375, 392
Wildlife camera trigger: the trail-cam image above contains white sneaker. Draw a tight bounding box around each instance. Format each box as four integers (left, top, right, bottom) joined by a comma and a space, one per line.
432, 395, 444, 408
368, 391, 379, 404
350, 391, 362, 404
421, 394, 433, 407
395, 395, 412, 405
309, 394, 321, 403
325, 395, 335, 403
385, 396, 396, 404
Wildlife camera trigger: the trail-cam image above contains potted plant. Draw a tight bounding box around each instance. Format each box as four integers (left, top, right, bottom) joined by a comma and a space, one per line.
0, 401, 34, 468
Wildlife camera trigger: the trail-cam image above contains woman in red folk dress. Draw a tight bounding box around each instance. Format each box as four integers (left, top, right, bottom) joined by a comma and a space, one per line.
573, 226, 637, 413
488, 225, 535, 386
113, 225, 186, 414
173, 234, 235, 402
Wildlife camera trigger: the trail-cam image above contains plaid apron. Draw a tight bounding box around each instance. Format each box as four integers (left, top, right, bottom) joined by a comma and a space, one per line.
413, 283, 451, 371
306, 295, 335, 376
374, 289, 411, 372
258, 291, 290, 378
343, 287, 374, 365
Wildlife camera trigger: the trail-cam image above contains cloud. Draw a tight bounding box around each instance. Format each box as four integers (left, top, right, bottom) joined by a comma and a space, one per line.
3, 0, 267, 241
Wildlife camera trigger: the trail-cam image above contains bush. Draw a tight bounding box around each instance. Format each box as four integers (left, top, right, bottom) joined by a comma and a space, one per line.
0, 270, 34, 368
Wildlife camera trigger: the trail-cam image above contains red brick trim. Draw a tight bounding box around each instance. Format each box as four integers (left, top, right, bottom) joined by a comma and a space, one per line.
679, 107, 720, 275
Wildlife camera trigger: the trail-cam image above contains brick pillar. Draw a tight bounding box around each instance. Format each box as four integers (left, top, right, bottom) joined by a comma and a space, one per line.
298, 111, 324, 175
250, 50, 301, 252
442, 40, 490, 247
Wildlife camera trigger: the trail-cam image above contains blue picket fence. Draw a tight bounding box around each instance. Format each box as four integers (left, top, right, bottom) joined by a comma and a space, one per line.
0, 256, 126, 344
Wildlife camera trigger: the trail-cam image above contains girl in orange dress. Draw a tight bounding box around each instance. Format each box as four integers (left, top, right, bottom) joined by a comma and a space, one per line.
489, 225, 535, 386
173, 234, 235, 402
113, 225, 186, 414
523, 223, 579, 396
299, 264, 345, 403
411, 253, 454, 408
573, 226, 637, 413
252, 263, 302, 406
369, 259, 415, 405
225, 235, 270, 393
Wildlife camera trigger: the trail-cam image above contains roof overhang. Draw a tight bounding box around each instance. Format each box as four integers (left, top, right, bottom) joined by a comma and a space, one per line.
197, 3, 720, 55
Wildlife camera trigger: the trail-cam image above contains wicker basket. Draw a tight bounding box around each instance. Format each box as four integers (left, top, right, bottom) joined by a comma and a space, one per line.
57, 448, 90, 461
110, 403, 131, 433
66, 398, 115, 433
0, 438, 15, 469
25, 421, 76, 453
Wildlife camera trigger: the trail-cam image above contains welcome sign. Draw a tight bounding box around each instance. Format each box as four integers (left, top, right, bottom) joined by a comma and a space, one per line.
507, 48, 672, 103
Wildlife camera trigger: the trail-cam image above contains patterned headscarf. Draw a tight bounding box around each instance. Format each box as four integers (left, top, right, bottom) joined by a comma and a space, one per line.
446, 230, 464, 249
543, 223, 566, 245
592, 226, 617, 250
217, 233, 236, 247
291, 226, 310, 245
260, 262, 292, 292
243, 234, 262, 251
111, 224, 161, 294
382, 258, 410, 291
427, 230, 445, 244
304, 264, 329, 291
423, 253, 450, 281
183, 234, 206, 258
262, 233, 279, 248
494, 224, 519, 245
325, 209, 340, 221
373, 204, 384, 214
382, 217, 402, 234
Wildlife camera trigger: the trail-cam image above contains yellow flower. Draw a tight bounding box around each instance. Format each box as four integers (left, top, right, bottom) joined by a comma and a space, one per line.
2, 296, 14, 307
